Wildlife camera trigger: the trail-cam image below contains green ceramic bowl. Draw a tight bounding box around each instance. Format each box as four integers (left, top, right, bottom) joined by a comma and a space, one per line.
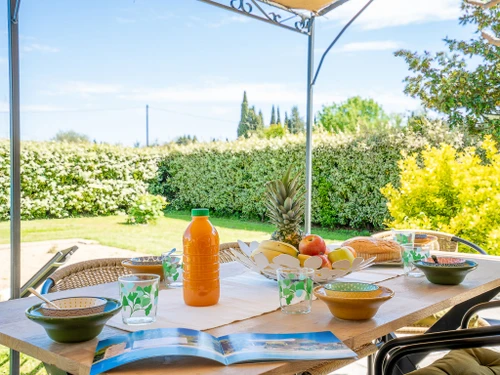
26, 297, 121, 343
414, 260, 478, 285
324, 282, 382, 299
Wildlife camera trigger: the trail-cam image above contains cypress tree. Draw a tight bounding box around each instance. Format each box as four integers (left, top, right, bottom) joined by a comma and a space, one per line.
258, 110, 265, 129
277, 106, 281, 125
270, 105, 276, 125
289, 106, 305, 133
237, 91, 250, 137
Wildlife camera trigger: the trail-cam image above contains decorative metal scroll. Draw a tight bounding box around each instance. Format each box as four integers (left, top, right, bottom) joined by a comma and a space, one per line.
198, 0, 312, 34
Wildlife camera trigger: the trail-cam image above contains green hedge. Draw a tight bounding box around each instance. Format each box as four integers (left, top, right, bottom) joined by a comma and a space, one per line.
151, 121, 465, 229
0, 142, 160, 220
0, 121, 465, 230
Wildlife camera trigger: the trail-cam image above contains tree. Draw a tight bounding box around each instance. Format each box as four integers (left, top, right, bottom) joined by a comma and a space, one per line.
276, 106, 281, 125
237, 91, 250, 137
174, 135, 198, 145
52, 130, 90, 143
258, 110, 265, 127
284, 111, 289, 127
262, 124, 287, 139
246, 106, 263, 132
270, 105, 276, 125
317, 97, 390, 133
288, 106, 305, 133
395, 1, 500, 138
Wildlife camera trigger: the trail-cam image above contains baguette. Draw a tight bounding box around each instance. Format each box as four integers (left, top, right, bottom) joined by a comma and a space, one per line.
341, 237, 402, 263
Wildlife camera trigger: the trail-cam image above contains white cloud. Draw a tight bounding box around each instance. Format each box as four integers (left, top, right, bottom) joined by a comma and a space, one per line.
50, 81, 123, 97
119, 82, 304, 104
118, 81, 418, 113
322, 0, 462, 30
23, 43, 59, 53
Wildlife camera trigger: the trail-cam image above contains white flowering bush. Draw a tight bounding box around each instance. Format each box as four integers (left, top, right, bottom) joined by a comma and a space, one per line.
0, 141, 161, 220
127, 194, 168, 224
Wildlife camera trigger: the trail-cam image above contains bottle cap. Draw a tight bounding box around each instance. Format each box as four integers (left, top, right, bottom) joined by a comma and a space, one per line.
191, 208, 209, 217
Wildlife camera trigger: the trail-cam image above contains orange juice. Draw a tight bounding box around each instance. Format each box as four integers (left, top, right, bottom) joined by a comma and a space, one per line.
183, 208, 220, 306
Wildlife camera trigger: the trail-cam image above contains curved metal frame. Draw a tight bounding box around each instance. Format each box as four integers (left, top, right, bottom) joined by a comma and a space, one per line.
375, 299, 500, 374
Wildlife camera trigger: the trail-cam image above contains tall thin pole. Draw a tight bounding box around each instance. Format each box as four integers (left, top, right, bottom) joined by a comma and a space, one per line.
8, 0, 21, 373
304, 17, 315, 234
146, 104, 149, 147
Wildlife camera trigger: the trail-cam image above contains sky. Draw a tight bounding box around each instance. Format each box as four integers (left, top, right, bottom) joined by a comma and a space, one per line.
0, 0, 474, 145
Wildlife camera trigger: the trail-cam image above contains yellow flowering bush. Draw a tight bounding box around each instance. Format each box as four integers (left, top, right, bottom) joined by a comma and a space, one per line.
381, 137, 500, 254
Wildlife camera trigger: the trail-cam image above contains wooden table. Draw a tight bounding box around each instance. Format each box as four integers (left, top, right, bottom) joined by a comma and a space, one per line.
1, 253, 500, 375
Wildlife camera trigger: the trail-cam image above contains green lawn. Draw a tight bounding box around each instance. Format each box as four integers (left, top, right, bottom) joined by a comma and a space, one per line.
0, 347, 46, 375
0, 211, 369, 254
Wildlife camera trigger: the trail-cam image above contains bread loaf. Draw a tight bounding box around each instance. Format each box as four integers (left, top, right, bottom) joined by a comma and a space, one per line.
341, 237, 402, 263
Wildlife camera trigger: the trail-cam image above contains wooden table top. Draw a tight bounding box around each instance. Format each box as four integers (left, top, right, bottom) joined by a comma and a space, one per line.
1, 253, 499, 375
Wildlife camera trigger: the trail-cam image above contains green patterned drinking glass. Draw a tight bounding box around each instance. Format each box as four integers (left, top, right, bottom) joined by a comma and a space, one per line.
161, 253, 183, 288
401, 244, 430, 277
276, 267, 314, 314
118, 274, 159, 325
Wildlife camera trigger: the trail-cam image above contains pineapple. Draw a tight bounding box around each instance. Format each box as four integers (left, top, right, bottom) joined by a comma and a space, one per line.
265, 166, 305, 249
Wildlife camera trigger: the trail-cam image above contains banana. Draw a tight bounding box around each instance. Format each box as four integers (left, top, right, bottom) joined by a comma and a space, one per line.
250, 248, 283, 263
258, 240, 298, 257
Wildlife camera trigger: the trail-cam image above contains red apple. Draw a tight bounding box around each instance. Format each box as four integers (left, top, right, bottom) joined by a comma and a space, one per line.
317, 254, 332, 269
299, 234, 327, 256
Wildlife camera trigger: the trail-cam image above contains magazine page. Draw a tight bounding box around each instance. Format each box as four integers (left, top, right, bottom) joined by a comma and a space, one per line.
218, 331, 357, 365
90, 328, 226, 375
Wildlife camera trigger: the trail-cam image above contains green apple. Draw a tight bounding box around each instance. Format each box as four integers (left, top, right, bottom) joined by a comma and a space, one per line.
327, 247, 355, 265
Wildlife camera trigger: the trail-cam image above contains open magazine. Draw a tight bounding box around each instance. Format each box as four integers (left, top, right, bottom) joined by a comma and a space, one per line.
90, 328, 356, 374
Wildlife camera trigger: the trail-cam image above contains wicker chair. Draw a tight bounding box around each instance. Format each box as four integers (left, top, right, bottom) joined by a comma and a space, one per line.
41, 244, 246, 294
41, 258, 131, 294
372, 230, 487, 254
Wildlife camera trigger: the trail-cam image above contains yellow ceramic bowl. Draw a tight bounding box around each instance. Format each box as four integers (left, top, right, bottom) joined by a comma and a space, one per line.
122, 259, 164, 281
314, 285, 394, 320
323, 282, 382, 299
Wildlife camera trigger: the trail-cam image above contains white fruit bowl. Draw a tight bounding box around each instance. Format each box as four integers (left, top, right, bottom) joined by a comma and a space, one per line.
228, 240, 375, 283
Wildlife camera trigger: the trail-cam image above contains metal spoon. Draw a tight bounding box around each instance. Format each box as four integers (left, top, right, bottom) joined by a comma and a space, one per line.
28, 287, 60, 309
162, 248, 176, 259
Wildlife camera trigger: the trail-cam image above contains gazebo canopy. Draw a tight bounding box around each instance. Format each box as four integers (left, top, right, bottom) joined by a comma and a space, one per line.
263, 0, 346, 13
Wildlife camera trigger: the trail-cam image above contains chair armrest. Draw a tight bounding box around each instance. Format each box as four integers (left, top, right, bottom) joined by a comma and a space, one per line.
461, 300, 500, 328
451, 236, 488, 254
40, 278, 54, 295
381, 334, 500, 375
374, 325, 500, 375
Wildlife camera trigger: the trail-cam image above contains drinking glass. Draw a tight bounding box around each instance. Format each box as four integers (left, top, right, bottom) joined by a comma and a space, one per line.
401, 244, 430, 277
118, 274, 159, 325
162, 252, 183, 288
276, 267, 314, 314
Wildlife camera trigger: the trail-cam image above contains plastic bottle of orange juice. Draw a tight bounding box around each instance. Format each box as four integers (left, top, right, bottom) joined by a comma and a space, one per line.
183, 208, 220, 306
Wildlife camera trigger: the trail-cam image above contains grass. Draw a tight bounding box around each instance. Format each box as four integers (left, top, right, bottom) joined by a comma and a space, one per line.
0, 347, 46, 375
0, 211, 369, 254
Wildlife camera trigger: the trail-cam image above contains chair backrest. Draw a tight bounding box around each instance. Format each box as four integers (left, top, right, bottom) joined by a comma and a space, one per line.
43, 258, 131, 293
372, 230, 458, 252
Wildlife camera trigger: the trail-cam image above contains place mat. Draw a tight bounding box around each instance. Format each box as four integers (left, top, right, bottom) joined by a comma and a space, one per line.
338, 266, 405, 284
107, 271, 281, 333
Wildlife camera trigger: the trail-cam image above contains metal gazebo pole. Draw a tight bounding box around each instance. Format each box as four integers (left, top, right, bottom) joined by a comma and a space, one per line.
8, 0, 22, 373
304, 16, 315, 234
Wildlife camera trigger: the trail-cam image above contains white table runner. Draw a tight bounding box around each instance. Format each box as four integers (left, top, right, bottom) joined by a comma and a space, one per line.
107, 264, 405, 333
107, 271, 281, 332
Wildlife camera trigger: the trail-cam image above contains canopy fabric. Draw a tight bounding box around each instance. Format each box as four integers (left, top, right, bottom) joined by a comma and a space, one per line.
265, 0, 340, 12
